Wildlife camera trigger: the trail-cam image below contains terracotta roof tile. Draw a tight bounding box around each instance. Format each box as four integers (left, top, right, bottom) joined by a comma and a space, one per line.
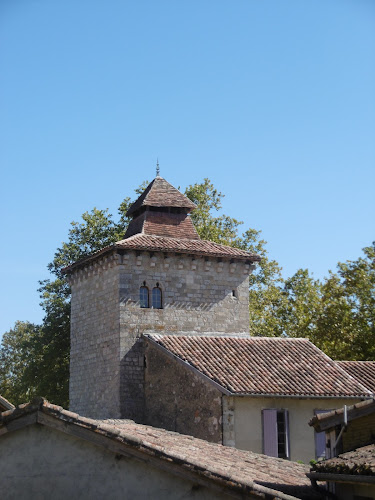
125, 212, 200, 240
1, 398, 323, 499
311, 444, 375, 476
115, 234, 258, 260
126, 177, 196, 216
63, 234, 260, 272
146, 335, 372, 398
337, 361, 375, 393
63, 176, 261, 273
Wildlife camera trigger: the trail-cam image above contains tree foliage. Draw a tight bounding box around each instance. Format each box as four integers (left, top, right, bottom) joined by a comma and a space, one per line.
186, 179, 243, 246
186, 179, 285, 337
279, 269, 322, 341
0, 321, 41, 405
0, 179, 373, 407
1, 202, 134, 407
279, 243, 375, 361
316, 243, 375, 360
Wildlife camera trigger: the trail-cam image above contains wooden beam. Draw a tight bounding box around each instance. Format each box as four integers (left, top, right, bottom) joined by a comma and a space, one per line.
307, 472, 375, 485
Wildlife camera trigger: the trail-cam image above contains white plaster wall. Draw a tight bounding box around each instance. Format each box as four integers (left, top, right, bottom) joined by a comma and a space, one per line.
229, 396, 363, 464
0, 425, 231, 500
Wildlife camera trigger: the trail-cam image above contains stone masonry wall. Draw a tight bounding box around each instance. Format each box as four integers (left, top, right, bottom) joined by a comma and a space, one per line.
69, 253, 120, 419
342, 412, 375, 452
144, 341, 223, 443
118, 251, 251, 420
119, 251, 251, 335
69, 249, 252, 421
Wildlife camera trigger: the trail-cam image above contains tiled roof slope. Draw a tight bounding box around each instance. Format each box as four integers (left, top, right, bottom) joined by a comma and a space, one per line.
146, 335, 372, 398
310, 444, 375, 476
62, 176, 261, 273
115, 234, 259, 260
337, 361, 375, 393
126, 177, 196, 216
63, 234, 260, 273
124, 211, 200, 240
1, 398, 323, 500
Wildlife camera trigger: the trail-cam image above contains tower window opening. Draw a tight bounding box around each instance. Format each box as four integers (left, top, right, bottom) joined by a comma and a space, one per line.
140, 286, 149, 308
152, 286, 162, 309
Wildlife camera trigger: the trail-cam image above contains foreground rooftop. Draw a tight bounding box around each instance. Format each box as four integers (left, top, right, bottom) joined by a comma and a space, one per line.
308, 444, 375, 487
1, 398, 323, 499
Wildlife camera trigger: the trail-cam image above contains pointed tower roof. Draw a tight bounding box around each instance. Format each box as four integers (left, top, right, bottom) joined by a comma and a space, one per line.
63, 176, 261, 274
126, 177, 196, 217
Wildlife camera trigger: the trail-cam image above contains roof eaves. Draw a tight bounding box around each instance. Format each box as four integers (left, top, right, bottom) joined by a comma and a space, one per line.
62, 236, 260, 274
0, 398, 311, 500
309, 398, 375, 431
236, 392, 371, 399
62, 244, 117, 274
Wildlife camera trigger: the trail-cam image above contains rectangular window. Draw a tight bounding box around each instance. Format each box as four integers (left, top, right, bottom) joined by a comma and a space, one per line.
262, 409, 290, 459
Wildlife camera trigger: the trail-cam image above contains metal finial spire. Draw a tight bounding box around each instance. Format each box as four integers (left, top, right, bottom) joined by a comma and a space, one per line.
156, 158, 160, 177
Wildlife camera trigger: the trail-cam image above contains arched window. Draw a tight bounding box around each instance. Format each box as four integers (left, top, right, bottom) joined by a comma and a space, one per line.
152, 285, 162, 309
140, 285, 149, 308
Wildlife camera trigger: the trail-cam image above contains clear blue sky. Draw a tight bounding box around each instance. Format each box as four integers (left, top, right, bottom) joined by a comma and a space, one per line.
1, 0, 374, 335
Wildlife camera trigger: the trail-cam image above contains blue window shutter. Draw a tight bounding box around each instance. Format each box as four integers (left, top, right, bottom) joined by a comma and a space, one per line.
263, 409, 278, 457
314, 410, 331, 459
315, 430, 326, 459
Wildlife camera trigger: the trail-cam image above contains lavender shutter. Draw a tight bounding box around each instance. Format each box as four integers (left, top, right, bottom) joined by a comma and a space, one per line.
314, 410, 331, 459
262, 409, 278, 457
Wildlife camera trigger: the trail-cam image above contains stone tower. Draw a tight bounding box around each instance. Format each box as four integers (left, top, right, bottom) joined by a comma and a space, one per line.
65, 177, 260, 420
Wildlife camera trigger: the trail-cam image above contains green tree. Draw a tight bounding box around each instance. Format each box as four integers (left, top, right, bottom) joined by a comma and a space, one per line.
316, 243, 375, 361
0, 321, 41, 405
185, 178, 243, 245
2, 177, 372, 407
277, 244, 375, 361
35, 203, 133, 406
239, 229, 286, 337
185, 180, 285, 337
0, 204, 134, 407
280, 269, 322, 341
2, 179, 283, 405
